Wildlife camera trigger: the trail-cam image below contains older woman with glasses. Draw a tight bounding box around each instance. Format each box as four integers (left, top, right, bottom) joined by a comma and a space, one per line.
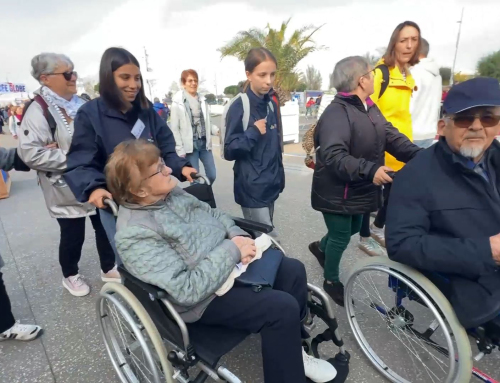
307, 56, 421, 306
18, 53, 118, 298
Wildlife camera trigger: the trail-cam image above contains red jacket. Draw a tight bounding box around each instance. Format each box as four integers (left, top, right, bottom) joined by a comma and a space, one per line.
306, 100, 316, 108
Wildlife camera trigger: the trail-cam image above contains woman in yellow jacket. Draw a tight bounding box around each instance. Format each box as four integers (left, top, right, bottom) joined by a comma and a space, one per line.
359, 21, 422, 257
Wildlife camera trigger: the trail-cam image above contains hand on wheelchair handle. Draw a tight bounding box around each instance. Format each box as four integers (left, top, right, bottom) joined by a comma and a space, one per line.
88, 188, 113, 209
490, 233, 500, 265
373, 166, 394, 186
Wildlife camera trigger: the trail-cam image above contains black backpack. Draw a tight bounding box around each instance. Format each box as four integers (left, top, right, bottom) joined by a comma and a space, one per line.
375, 64, 390, 99
21, 95, 57, 139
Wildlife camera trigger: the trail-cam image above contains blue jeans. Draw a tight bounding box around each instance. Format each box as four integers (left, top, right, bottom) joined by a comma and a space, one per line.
186, 137, 217, 185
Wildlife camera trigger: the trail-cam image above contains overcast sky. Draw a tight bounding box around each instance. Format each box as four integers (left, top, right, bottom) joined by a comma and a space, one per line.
1, 0, 499, 96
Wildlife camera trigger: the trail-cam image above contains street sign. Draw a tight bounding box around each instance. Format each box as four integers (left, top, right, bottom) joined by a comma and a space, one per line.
0, 83, 26, 93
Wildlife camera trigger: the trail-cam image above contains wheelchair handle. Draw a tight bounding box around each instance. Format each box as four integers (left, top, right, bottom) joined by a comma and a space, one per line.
103, 198, 119, 217
190, 172, 210, 186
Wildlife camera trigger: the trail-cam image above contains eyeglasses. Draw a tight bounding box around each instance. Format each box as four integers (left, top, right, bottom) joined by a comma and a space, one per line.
358, 69, 375, 84
449, 114, 500, 128
143, 159, 167, 181
48, 71, 78, 81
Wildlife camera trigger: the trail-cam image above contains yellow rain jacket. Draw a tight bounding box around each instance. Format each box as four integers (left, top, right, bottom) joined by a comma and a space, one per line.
371, 59, 415, 171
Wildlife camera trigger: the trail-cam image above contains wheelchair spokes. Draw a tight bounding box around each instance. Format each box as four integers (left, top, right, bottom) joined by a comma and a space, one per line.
100, 292, 165, 383
346, 267, 461, 383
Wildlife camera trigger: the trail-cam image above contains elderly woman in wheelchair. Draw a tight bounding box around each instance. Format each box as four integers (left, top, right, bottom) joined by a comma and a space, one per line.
99, 139, 343, 383
344, 78, 500, 383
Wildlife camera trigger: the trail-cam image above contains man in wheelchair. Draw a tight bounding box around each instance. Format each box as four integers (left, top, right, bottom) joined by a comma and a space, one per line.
104, 139, 338, 383
385, 77, 500, 333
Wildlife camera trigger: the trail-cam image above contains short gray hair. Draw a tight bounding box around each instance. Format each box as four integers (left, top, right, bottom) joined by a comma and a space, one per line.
31, 53, 74, 83
420, 38, 430, 57
332, 56, 370, 93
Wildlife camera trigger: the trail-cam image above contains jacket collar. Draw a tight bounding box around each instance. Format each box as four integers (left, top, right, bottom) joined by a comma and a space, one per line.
173, 90, 206, 104
246, 87, 271, 106
121, 188, 184, 210
335, 93, 374, 112
438, 136, 500, 171
98, 97, 145, 120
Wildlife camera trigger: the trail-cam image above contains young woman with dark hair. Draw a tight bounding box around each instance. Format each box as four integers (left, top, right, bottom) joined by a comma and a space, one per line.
358, 21, 421, 257
64, 47, 196, 258
224, 48, 285, 240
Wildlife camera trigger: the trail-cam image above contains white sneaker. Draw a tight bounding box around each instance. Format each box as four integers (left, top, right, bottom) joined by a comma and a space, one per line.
101, 265, 121, 283
62, 274, 90, 297
0, 320, 42, 341
358, 237, 387, 257
303, 349, 337, 382
370, 223, 386, 247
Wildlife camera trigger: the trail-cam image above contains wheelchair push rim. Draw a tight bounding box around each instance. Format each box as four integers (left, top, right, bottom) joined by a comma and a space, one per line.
97, 282, 175, 383
344, 257, 472, 383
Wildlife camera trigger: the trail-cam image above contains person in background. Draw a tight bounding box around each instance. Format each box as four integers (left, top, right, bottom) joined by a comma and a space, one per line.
64, 47, 196, 258
308, 56, 421, 305
18, 53, 119, 297
224, 48, 285, 240
306, 97, 315, 118
152, 97, 167, 122
162, 98, 170, 121
0, 109, 4, 134
359, 21, 421, 257
170, 69, 218, 184
0, 147, 42, 341
8, 105, 23, 139
410, 38, 442, 148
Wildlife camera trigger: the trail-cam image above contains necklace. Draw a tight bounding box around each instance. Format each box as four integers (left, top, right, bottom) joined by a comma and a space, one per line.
401, 68, 407, 82
49, 102, 72, 137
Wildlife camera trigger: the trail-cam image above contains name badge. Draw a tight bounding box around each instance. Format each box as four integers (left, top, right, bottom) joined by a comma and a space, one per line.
131, 119, 146, 139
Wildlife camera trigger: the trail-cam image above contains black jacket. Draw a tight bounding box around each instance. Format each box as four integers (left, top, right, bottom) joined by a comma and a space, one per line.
64, 98, 190, 203
224, 88, 285, 208
311, 94, 420, 215
386, 138, 500, 328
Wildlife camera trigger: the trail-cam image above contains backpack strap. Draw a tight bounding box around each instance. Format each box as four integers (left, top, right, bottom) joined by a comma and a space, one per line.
376, 64, 390, 99
22, 95, 57, 140
240, 93, 250, 131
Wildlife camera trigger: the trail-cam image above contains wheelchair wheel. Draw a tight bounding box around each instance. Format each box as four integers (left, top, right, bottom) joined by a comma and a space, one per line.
97, 282, 175, 383
344, 257, 472, 383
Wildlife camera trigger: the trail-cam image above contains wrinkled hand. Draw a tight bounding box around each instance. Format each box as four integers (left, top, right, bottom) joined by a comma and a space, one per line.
232, 236, 257, 264
373, 166, 394, 186
88, 188, 113, 209
490, 233, 500, 265
45, 142, 58, 149
182, 166, 197, 182
254, 119, 266, 135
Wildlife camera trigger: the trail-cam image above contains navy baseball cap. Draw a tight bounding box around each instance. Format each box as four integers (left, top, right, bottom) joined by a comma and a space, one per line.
443, 77, 500, 114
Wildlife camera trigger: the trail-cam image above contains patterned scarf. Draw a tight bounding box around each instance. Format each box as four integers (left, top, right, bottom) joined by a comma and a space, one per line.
41, 86, 85, 119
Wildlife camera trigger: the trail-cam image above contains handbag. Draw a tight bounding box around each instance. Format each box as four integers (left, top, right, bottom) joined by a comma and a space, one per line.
235, 247, 284, 292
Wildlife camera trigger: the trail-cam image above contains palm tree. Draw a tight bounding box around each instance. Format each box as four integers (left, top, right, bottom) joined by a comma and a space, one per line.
301, 65, 322, 90
218, 18, 325, 105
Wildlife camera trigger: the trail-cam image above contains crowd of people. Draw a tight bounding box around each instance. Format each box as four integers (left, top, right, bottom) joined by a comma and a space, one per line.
0, 17, 499, 383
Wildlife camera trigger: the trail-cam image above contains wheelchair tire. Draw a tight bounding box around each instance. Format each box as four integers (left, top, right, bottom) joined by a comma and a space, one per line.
97, 282, 175, 383
344, 257, 472, 383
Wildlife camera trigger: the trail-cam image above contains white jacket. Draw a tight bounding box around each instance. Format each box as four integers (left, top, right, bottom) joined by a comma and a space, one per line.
410, 58, 442, 141
170, 90, 219, 157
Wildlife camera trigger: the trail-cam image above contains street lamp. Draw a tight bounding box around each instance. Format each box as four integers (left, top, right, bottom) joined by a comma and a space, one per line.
450, 7, 464, 86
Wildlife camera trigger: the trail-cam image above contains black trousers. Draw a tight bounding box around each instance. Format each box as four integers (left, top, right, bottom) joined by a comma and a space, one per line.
199, 257, 308, 383
0, 272, 15, 333
360, 182, 393, 237
56, 211, 115, 278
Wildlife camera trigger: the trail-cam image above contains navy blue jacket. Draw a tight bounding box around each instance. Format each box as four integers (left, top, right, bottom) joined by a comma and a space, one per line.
386, 138, 500, 328
224, 88, 285, 208
64, 98, 190, 203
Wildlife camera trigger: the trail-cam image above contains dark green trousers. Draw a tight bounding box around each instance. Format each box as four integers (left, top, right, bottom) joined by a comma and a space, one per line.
320, 213, 362, 282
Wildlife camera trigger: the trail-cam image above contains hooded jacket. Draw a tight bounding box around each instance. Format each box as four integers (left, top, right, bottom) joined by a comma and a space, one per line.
410, 57, 442, 141
372, 59, 416, 171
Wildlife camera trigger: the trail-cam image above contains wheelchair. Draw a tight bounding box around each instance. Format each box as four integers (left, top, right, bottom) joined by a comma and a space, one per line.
344, 256, 500, 383
96, 175, 350, 383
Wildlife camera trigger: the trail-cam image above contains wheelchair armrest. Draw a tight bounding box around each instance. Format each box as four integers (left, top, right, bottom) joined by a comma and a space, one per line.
232, 217, 273, 234
117, 265, 167, 299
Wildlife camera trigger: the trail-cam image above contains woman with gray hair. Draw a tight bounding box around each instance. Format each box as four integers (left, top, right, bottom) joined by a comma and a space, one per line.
18, 53, 118, 298
307, 55, 421, 306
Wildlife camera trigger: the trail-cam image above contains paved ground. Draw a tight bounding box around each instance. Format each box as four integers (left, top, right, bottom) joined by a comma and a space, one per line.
0, 129, 499, 383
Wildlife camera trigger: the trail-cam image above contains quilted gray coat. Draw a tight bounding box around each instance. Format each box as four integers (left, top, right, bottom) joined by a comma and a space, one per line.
115, 187, 247, 323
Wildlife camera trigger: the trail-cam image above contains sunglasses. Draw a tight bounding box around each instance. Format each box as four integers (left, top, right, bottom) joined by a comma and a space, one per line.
48, 71, 78, 81
449, 114, 500, 128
